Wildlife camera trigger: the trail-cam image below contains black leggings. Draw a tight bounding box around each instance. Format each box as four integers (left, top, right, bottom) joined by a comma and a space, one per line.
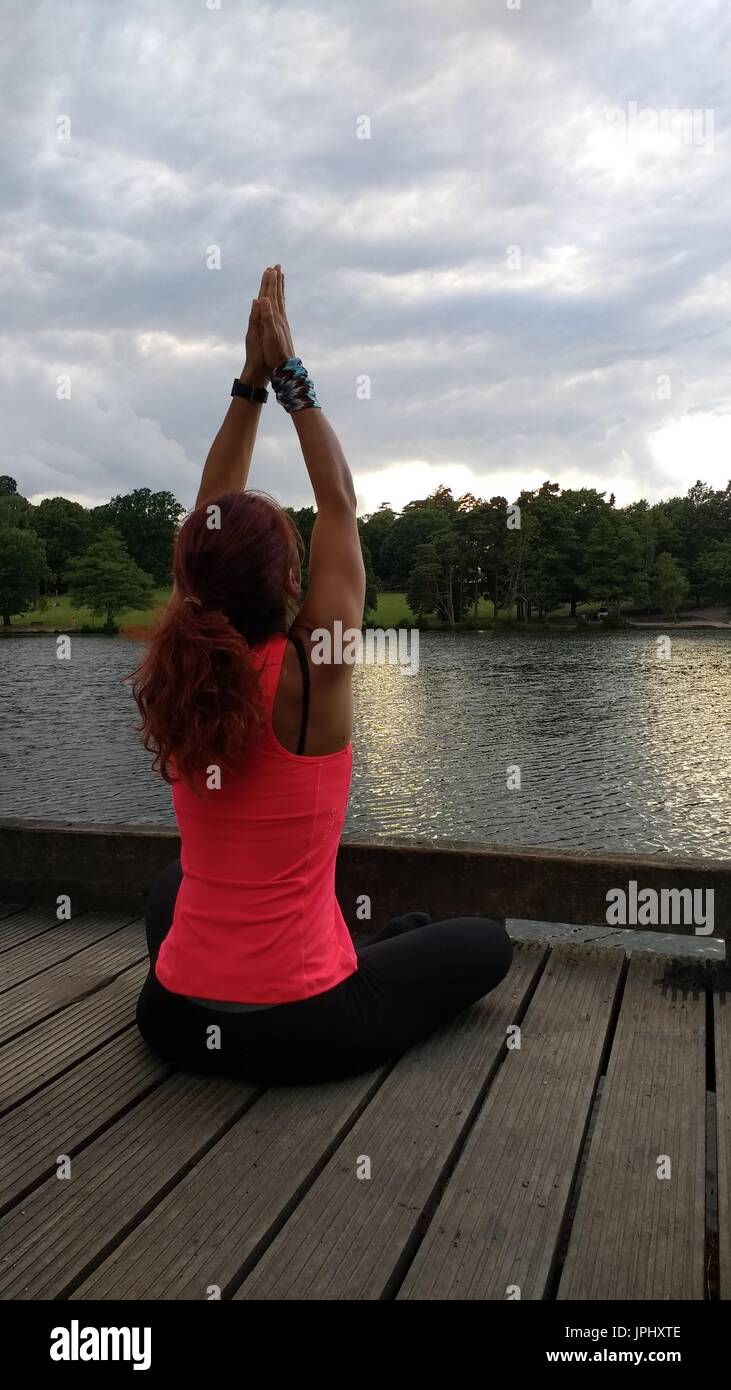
136, 862, 513, 1085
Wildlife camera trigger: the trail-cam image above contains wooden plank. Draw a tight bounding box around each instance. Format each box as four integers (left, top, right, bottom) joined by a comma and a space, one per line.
397, 946, 623, 1300
75, 1069, 386, 1300
558, 956, 706, 1300
78, 946, 545, 1302
0, 1032, 171, 1214
234, 944, 547, 1300
0, 906, 66, 955
0, 904, 23, 922
0, 922, 146, 1046
0, 910, 138, 993
713, 987, 731, 1300
0, 1073, 255, 1298
0, 961, 147, 1115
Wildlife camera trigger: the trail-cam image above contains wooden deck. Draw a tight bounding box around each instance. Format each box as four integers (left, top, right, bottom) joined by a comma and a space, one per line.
0, 902, 728, 1301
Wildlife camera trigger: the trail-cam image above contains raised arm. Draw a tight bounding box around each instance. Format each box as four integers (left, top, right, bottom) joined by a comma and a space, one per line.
258, 279, 365, 638
291, 410, 365, 635
194, 269, 274, 509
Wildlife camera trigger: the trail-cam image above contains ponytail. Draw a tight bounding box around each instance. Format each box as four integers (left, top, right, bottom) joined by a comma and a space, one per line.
131, 594, 263, 785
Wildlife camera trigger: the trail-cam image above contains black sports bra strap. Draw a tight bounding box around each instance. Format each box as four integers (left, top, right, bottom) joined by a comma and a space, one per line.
288, 634, 310, 756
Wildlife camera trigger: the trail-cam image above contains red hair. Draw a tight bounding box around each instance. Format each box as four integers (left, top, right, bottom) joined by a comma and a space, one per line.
132, 491, 301, 784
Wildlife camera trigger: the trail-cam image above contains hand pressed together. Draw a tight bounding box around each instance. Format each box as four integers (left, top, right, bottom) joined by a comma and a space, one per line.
241, 265, 296, 385
257, 264, 296, 375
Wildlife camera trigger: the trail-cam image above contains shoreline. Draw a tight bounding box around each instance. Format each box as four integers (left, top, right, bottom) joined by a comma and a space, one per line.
2, 620, 731, 637
626, 619, 731, 630
3, 626, 731, 638
2, 599, 730, 638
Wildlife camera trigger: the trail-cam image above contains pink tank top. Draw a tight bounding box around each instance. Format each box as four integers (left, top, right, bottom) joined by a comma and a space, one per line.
155, 632, 358, 1005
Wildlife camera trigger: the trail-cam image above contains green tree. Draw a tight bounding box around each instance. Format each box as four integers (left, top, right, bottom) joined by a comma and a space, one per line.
520, 492, 580, 618
0, 491, 32, 528
360, 504, 396, 576
406, 523, 462, 625
651, 551, 689, 620
699, 538, 731, 601
0, 476, 18, 495
580, 513, 643, 610
379, 492, 457, 589
458, 496, 510, 615
285, 505, 316, 578
623, 500, 656, 609
357, 534, 379, 618
455, 500, 486, 616
551, 487, 611, 615
406, 542, 442, 620
96, 488, 184, 584
65, 529, 154, 629
30, 496, 90, 591
650, 480, 730, 603
0, 524, 46, 625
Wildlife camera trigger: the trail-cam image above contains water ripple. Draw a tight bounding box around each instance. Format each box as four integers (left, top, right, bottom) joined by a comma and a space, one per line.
0, 630, 729, 858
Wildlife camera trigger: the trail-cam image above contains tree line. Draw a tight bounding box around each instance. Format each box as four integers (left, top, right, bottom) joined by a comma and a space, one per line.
0, 478, 181, 627
0, 473, 729, 628
356, 479, 731, 624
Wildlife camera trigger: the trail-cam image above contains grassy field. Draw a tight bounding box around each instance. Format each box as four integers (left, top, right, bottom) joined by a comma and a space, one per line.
13, 589, 604, 631
370, 591, 413, 625
14, 589, 490, 630
370, 592, 501, 625
14, 588, 172, 630
15, 589, 413, 630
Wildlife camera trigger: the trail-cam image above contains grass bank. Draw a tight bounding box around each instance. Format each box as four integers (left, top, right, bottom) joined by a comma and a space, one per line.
9, 589, 171, 631
10, 590, 485, 631
9, 590, 714, 633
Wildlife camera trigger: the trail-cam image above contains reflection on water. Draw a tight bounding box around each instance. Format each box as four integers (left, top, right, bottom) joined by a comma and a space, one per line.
1, 630, 729, 857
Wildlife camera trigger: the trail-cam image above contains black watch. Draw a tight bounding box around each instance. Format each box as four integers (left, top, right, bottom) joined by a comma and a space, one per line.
231, 378, 269, 404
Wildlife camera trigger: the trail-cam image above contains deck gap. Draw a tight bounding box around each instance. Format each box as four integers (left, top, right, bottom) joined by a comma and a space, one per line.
223, 1063, 395, 1299
0, 1066, 176, 1221
0, 916, 77, 959
706, 983, 716, 1094
705, 985, 719, 1299
60, 1085, 270, 1300
382, 943, 552, 1301
0, 922, 144, 998
0, 952, 149, 1045
0, 1020, 137, 1122
543, 951, 630, 1299
0, 905, 26, 923
597, 949, 631, 1078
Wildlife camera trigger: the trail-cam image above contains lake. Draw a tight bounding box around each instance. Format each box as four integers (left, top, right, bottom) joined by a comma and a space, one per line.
1, 630, 729, 859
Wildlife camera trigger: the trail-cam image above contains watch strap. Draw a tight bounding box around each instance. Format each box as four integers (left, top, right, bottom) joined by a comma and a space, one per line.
231, 378, 269, 404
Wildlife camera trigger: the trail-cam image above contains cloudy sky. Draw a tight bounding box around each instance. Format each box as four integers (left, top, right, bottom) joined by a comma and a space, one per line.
2, 0, 730, 514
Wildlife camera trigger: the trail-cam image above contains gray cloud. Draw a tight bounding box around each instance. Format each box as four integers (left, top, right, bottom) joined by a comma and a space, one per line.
2, 0, 730, 513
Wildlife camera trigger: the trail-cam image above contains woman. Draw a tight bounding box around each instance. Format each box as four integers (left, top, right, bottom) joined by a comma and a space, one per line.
132, 265, 513, 1085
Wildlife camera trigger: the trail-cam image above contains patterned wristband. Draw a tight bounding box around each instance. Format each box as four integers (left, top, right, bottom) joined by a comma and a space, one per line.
271, 357, 322, 413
